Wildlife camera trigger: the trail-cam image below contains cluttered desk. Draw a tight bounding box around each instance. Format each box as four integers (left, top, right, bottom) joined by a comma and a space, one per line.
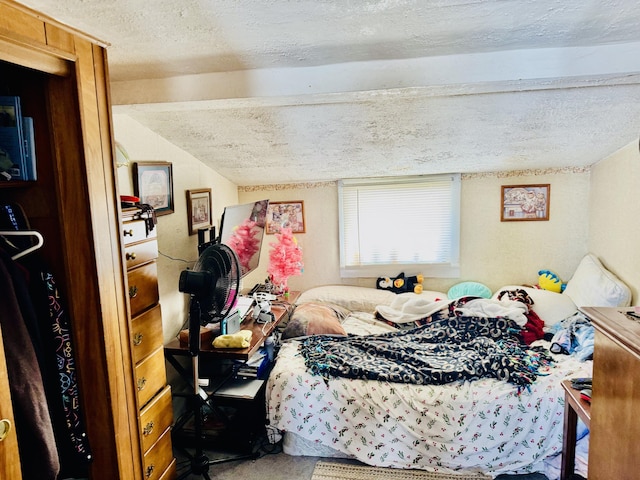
165, 292, 299, 465
164, 292, 298, 362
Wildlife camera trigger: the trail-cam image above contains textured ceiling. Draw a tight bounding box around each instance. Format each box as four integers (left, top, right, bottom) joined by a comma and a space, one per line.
15, 0, 640, 185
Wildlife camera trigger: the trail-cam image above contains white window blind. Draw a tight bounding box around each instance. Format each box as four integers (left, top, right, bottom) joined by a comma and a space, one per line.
339, 174, 460, 278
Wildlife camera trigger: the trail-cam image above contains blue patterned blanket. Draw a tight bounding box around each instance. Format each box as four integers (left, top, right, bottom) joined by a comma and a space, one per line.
299, 315, 552, 388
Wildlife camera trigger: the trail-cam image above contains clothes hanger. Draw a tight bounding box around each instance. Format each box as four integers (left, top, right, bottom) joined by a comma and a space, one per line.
0, 230, 44, 260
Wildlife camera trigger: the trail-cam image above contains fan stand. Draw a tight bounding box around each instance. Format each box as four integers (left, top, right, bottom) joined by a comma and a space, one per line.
177, 296, 257, 480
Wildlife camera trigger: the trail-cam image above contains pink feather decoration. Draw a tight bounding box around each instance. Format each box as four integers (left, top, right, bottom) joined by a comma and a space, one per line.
267, 227, 303, 292
226, 219, 260, 275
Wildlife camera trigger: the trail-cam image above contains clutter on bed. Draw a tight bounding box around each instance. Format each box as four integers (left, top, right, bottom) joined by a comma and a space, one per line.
267, 253, 631, 479
268, 283, 592, 477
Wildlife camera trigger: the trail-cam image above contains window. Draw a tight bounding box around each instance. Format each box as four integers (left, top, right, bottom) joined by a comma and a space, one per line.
339, 174, 460, 278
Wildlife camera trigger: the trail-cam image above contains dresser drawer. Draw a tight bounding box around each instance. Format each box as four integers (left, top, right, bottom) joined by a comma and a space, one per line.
132, 304, 164, 364
157, 459, 176, 480
128, 262, 160, 317
125, 239, 158, 270
134, 347, 167, 408
123, 218, 157, 246
142, 427, 173, 480
139, 385, 173, 453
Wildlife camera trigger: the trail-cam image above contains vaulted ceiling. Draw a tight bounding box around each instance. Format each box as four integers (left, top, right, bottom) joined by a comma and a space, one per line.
15, 0, 640, 185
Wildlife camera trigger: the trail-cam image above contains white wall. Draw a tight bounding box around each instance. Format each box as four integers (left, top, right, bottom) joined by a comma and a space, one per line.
114, 114, 239, 341
459, 170, 590, 292
240, 170, 591, 294
588, 141, 640, 304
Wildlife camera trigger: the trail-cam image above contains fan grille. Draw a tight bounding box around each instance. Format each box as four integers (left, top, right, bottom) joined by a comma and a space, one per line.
187, 243, 240, 325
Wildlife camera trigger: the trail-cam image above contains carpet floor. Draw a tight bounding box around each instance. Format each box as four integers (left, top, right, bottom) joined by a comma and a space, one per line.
173, 435, 551, 480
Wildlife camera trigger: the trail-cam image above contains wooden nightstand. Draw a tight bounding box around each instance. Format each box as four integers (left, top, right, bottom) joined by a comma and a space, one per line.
560, 379, 590, 480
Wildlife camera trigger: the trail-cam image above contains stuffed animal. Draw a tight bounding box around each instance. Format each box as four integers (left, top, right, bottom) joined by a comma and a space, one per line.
376, 272, 424, 294
538, 269, 566, 293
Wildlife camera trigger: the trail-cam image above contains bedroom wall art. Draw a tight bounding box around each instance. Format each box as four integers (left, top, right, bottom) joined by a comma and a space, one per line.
132, 161, 174, 215
186, 188, 212, 235
501, 184, 550, 221
266, 201, 306, 234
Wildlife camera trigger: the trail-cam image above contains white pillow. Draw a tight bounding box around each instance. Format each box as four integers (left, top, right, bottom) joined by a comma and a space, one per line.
563, 254, 632, 308
297, 285, 448, 313
492, 286, 578, 326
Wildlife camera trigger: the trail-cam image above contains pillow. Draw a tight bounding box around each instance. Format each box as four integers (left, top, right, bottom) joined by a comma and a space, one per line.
296, 285, 448, 313
563, 254, 632, 308
281, 302, 350, 339
296, 285, 397, 312
492, 285, 578, 326
448, 281, 492, 300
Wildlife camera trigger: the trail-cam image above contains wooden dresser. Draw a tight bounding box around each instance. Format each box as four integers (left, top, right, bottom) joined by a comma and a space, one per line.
122, 208, 176, 480
580, 307, 640, 480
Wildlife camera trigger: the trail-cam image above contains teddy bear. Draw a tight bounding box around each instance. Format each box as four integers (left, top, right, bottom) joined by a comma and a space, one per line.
376, 272, 424, 294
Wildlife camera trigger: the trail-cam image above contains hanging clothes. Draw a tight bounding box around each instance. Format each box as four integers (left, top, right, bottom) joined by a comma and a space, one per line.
31, 268, 93, 476
1, 202, 92, 477
0, 248, 60, 480
14, 250, 93, 477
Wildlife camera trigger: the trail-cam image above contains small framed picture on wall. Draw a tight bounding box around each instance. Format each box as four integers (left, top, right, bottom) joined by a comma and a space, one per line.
266, 201, 306, 234
186, 188, 212, 235
132, 161, 174, 216
501, 184, 550, 221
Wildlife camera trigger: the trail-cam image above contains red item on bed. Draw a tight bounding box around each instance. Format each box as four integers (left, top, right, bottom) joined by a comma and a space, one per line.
521, 309, 545, 345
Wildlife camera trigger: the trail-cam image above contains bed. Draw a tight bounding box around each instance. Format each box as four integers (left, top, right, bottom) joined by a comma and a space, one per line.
265, 254, 632, 479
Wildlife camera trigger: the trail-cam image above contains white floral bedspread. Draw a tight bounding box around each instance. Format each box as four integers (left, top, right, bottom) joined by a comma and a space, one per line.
266, 313, 592, 477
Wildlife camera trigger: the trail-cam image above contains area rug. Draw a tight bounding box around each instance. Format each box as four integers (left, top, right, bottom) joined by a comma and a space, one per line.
311, 461, 492, 480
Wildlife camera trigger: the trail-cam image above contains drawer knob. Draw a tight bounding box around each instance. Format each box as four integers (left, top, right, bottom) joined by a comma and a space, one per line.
124, 229, 134, 236
145, 464, 155, 478
129, 285, 138, 298
0, 419, 11, 442
126, 252, 137, 261
133, 333, 144, 346
137, 377, 147, 391
143, 421, 155, 436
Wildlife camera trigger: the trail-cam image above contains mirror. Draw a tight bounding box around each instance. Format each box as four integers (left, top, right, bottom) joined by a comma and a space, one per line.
219, 199, 269, 277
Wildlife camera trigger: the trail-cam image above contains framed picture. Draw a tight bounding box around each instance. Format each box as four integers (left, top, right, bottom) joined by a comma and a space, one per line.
186, 188, 212, 235
501, 184, 550, 221
266, 201, 306, 234
132, 161, 174, 216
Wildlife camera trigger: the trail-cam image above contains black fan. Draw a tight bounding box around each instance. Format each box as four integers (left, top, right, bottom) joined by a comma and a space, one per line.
177, 243, 240, 480
179, 243, 240, 353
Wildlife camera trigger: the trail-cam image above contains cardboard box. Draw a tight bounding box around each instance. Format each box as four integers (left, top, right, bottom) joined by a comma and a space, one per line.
178, 324, 220, 347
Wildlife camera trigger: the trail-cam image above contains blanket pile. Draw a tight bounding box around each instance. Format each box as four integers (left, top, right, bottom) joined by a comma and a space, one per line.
299, 315, 552, 388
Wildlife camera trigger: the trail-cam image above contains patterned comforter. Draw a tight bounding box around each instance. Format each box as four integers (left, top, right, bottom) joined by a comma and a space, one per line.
298, 316, 551, 389
266, 313, 592, 478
